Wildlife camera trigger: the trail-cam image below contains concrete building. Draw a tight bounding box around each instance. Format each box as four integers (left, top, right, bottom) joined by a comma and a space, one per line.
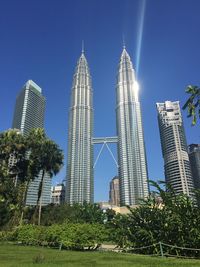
12, 80, 51, 206
51, 184, 65, 205
66, 50, 94, 204
116, 47, 149, 205
188, 144, 200, 190
109, 176, 120, 206
156, 101, 194, 196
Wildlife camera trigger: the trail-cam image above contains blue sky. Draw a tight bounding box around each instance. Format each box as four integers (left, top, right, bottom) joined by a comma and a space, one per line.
0, 0, 200, 202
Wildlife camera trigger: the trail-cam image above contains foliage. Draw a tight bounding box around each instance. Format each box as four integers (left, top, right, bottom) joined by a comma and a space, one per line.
183, 85, 200, 125
0, 128, 63, 229
108, 181, 200, 257
0, 130, 28, 228
106, 213, 131, 249
10, 223, 107, 250
27, 128, 63, 225
35, 202, 107, 226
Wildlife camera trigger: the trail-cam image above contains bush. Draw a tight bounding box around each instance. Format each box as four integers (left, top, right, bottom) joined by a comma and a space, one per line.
13, 225, 46, 246
10, 223, 107, 250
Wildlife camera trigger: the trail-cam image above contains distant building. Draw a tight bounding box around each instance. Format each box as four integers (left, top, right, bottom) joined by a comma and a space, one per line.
156, 101, 194, 197
51, 184, 65, 205
12, 80, 51, 206
188, 144, 200, 190
109, 176, 120, 206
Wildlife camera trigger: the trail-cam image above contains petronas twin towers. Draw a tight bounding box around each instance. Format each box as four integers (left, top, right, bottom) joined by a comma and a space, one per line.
66, 46, 149, 206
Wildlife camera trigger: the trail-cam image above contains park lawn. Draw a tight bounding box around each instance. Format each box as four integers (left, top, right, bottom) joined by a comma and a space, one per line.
0, 243, 200, 267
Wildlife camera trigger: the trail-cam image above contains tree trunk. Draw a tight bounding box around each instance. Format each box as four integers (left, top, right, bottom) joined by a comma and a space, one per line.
19, 180, 29, 226
38, 170, 45, 225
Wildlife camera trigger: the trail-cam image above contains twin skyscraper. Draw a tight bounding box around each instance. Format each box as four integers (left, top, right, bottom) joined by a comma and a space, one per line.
66, 47, 149, 206
12, 46, 196, 207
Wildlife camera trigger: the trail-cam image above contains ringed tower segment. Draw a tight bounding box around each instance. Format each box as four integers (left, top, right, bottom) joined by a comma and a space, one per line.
66, 51, 94, 204
116, 48, 149, 206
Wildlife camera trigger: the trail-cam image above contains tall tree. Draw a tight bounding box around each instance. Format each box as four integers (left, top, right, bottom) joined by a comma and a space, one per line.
27, 129, 63, 225
0, 130, 28, 227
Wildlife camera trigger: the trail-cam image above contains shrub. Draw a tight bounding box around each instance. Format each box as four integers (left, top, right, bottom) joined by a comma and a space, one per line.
10, 223, 107, 250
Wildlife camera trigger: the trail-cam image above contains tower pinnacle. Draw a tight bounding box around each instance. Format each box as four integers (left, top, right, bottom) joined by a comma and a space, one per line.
82, 40, 84, 54
122, 35, 126, 49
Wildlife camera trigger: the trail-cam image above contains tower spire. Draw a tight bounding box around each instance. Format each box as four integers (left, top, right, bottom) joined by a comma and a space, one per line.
82, 40, 84, 54
122, 35, 126, 49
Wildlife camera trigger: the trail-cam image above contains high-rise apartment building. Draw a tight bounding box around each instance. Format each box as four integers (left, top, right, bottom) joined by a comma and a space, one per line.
109, 176, 120, 206
116, 47, 149, 206
12, 80, 51, 206
188, 144, 200, 190
156, 101, 194, 196
66, 51, 94, 204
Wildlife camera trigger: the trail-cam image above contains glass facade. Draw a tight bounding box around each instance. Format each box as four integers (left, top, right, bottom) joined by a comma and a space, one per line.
188, 144, 200, 190
116, 48, 149, 205
66, 52, 94, 204
12, 80, 51, 206
157, 101, 194, 197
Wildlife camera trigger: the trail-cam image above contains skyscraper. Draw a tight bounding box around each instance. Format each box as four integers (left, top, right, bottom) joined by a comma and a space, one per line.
109, 176, 120, 206
13, 80, 45, 136
12, 80, 51, 206
116, 47, 149, 206
188, 144, 200, 190
66, 51, 94, 204
156, 101, 194, 196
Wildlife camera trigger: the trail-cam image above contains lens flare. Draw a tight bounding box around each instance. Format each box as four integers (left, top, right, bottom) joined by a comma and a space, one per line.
135, 0, 146, 76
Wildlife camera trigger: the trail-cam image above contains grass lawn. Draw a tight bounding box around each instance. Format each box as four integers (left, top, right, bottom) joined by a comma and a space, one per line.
0, 243, 200, 267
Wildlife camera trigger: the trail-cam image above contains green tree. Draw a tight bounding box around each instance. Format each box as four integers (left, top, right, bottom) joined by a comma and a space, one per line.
0, 130, 28, 228
183, 85, 200, 125
27, 129, 63, 225
107, 181, 200, 257
0, 128, 64, 228
38, 202, 107, 226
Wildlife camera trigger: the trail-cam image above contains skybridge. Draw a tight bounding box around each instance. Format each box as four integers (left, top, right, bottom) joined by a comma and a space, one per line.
92, 136, 118, 168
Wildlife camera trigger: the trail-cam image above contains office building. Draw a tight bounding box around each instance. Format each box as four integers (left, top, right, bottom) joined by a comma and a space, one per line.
156, 101, 194, 196
12, 80, 51, 206
116, 47, 149, 205
66, 50, 94, 204
188, 144, 200, 190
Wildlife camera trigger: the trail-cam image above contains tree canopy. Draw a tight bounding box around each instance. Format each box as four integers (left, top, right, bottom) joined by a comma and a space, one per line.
0, 128, 63, 228
183, 85, 200, 125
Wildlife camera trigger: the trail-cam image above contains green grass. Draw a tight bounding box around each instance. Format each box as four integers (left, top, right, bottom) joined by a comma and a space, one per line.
0, 243, 200, 267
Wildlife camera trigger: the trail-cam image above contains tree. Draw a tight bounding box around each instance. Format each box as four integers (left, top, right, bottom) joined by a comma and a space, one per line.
0, 128, 64, 228
183, 85, 200, 125
38, 202, 107, 226
27, 129, 63, 225
0, 129, 28, 228
105, 180, 200, 257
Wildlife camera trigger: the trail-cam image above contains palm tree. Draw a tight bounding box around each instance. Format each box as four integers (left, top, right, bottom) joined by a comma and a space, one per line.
19, 128, 63, 226
34, 138, 63, 225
